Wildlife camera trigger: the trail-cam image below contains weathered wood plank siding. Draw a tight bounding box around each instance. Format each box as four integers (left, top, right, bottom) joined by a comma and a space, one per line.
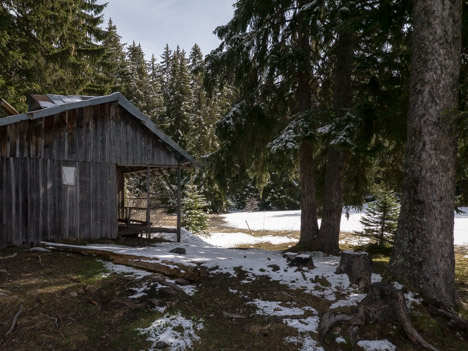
0, 102, 176, 248
0, 158, 117, 247
0, 102, 179, 166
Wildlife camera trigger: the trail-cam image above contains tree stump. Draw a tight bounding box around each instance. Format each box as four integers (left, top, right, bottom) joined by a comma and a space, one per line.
335, 251, 372, 291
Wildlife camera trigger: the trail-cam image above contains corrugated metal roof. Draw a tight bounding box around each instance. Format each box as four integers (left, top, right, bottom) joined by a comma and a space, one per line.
1, 93, 199, 167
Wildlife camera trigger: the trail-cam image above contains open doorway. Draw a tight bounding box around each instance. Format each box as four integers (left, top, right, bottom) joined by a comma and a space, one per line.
117, 166, 182, 241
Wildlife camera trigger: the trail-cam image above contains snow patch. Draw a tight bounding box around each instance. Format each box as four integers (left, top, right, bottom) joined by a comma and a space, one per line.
329, 292, 365, 309
98, 260, 153, 280
284, 335, 324, 351
249, 299, 306, 316
30, 247, 51, 252
357, 339, 396, 351
283, 316, 320, 333
139, 312, 203, 351
336, 336, 347, 344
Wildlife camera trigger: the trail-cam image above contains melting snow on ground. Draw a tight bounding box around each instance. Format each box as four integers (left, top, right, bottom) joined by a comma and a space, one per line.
42, 207, 468, 350
98, 259, 153, 280
200, 232, 296, 248
139, 312, 203, 351
248, 297, 323, 350
357, 339, 396, 351
29, 247, 51, 252
249, 299, 315, 316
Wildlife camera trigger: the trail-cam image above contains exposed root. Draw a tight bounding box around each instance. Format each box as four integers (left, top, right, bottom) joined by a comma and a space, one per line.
429, 308, 468, 335
319, 282, 438, 351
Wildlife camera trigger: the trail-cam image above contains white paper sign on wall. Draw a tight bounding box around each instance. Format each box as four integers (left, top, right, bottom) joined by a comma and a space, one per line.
62, 167, 76, 186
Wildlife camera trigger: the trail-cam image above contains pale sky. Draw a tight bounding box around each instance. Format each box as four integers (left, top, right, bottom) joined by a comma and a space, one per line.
101, 0, 235, 59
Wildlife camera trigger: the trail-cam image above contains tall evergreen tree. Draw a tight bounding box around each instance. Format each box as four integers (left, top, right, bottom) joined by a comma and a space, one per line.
0, 0, 107, 110
388, 0, 462, 309
205, 0, 327, 248
147, 54, 166, 125
98, 18, 129, 95
125, 41, 164, 123
166, 47, 195, 151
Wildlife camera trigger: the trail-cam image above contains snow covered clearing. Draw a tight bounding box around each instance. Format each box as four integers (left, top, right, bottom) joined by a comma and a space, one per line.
221, 208, 468, 246
199, 232, 296, 248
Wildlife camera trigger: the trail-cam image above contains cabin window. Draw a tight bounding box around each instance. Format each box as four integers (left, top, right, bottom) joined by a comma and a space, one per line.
62, 166, 76, 186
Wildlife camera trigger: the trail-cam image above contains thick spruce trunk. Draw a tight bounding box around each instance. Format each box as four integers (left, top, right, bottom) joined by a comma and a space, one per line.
299, 139, 320, 247
388, 0, 462, 309
297, 0, 319, 247
313, 29, 353, 255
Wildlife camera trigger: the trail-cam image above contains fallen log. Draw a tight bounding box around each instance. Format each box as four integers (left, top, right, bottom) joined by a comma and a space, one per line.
44, 243, 200, 282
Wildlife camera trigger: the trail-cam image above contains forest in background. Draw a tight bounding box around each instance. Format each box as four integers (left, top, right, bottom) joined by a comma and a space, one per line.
1, 0, 467, 216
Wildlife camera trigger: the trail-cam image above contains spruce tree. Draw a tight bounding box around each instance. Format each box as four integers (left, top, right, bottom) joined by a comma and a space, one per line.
388, 0, 462, 310
358, 186, 399, 247
166, 47, 195, 151
146, 54, 166, 125
182, 182, 209, 234
125, 42, 160, 120
98, 18, 130, 95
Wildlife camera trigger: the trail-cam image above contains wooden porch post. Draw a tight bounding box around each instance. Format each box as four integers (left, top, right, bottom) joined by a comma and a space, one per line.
146, 166, 151, 238
177, 165, 181, 242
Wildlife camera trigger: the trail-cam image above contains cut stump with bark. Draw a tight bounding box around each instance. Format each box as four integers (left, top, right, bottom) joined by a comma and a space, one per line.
336, 251, 372, 291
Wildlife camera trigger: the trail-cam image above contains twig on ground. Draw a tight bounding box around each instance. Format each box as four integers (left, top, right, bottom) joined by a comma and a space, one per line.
2, 303, 23, 342
245, 220, 253, 236
0, 253, 17, 260
85, 296, 99, 306
42, 313, 59, 329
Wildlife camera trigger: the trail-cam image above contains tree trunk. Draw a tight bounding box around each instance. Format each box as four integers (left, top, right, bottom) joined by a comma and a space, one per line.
315, 27, 353, 255
388, 0, 462, 310
296, 0, 320, 248
299, 139, 320, 247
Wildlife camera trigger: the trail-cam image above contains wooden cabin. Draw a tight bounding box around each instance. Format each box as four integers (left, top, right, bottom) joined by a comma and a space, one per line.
0, 93, 197, 249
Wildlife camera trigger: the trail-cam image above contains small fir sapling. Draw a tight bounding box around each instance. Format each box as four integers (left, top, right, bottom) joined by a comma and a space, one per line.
182, 182, 209, 234
356, 185, 400, 247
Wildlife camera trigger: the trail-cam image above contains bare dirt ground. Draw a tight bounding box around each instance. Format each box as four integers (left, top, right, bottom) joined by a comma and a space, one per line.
1, 220, 467, 350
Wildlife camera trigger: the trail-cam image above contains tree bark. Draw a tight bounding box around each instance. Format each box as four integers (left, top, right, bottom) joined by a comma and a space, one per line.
299, 139, 320, 247
297, 0, 320, 248
315, 27, 353, 255
388, 0, 462, 310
